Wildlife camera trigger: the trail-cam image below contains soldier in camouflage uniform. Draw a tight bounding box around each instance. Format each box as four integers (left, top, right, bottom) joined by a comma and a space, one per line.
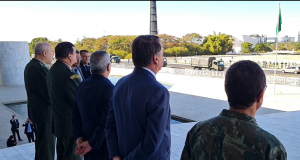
47, 42, 81, 160
181, 60, 287, 160
24, 42, 56, 160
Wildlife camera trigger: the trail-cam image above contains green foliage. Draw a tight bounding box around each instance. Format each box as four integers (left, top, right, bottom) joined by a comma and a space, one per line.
29, 37, 49, 55
200, 32, 234, 55
241, 42, 253, 53
253, 43, 272, 53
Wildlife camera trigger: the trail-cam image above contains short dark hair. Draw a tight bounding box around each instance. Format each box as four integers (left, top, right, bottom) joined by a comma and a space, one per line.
225, 60, 266, 109
76, 50, 79, 54
132, 35, 162, 67
55, 42, 75, 59
80, 50, 89, 55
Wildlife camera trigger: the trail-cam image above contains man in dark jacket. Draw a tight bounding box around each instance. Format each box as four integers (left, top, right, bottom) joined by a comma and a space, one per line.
73, 51, 113, 160
105, 35, 171, 160
10, 115, 22, 141
47, 42, 81, 160
22, 118, 35, 143
24, 42, 55, 160
79, 50, 91, 80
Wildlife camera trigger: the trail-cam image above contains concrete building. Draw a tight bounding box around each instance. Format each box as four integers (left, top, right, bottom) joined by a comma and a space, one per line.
279, 35, 295, 43
230, 36, 243, 54
298, 31, 300, 42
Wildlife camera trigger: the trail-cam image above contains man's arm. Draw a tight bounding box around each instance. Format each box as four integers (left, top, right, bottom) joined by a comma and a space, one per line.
180, 130, 192, 160
34, 66, 50, 104
105, 96, 120, 159
64, 74, 80, 106
72, 97, 83, 140
88, 85, 113, 150
124, 88, 170, 160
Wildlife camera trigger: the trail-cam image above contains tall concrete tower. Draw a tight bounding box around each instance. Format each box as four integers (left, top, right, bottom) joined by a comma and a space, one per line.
150, 1, 158, 35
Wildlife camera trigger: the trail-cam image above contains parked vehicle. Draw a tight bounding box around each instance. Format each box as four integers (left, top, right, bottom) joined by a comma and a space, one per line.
163, 57, 167, 67
252, 52, 258, 55
281, 66, 300, 74
191, 56, 224, 71
111, 56, 120, 63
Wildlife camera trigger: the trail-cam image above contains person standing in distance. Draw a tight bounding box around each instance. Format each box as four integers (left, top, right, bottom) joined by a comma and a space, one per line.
10, 115, 23, 141
105, 35, 171, 160
73, 51, 113, 160
79, 50, 91, 80
180, 60, 287, 160
47, 42, 82, 160
24, 42, 55, 160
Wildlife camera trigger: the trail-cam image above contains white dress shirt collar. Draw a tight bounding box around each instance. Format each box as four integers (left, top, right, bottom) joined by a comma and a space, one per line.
142, 67, 156, 78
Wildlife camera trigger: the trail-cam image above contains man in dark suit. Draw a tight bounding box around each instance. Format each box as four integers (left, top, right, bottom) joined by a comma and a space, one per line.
47, 42, 81, 160
72, 50, 84, 82
24, 42, 55, 160
72, 51, 113, 160
79, 50, 91, 80
105, 35, 171, 160
10, 115, 23, 141
22, 118, 35, 143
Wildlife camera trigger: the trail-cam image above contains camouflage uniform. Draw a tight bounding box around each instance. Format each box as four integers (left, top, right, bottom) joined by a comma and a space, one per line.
181, 109, 287, 160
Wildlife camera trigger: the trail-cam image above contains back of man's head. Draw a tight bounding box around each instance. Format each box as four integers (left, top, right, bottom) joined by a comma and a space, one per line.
55, 42, 74, 59
225, 60, 266, 109
90, 50, 110, 75
132, 35, 162, 67
35, 42, 50, 55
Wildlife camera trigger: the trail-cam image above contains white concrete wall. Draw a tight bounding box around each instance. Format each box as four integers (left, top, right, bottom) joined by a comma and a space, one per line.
0, 41, 30, 86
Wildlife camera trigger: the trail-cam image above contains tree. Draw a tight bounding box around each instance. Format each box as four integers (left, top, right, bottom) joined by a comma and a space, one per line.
182, 33, 202, 44
241, 42, 253, 53
200, 32, 234, 55
157, 34, 180, 49
254, 43, 272, 53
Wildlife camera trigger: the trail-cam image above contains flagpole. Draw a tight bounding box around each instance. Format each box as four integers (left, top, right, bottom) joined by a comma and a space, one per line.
274, 3, 280, 94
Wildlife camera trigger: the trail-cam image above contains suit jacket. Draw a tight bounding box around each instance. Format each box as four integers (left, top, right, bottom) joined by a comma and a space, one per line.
22, 122, 35, 134
105, 67, 171, 160
79, 62, 91, 80
72, 74, 114, 158
24, 58, 51, 123
47, 60, 81, 138
10, 119, 19, 131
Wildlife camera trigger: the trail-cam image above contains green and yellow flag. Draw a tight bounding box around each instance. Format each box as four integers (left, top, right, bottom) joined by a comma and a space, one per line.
276, 5, 282, 35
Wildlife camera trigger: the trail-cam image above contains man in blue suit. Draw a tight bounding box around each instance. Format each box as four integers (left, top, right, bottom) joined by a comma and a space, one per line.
105, 35, 171, 160
73, 51, 114, 160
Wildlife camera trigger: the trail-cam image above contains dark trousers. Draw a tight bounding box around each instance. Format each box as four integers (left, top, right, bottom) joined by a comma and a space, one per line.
56, 137, 82, 160
25, 132, 35, 143
11, 129, 22, 140
34, 122, 56, 160
84, 149, 109, 160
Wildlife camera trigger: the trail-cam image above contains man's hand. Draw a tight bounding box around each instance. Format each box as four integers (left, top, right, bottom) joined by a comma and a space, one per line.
113, 156, 121, 160
75, 141, 92, 157
76, 137, 83, 146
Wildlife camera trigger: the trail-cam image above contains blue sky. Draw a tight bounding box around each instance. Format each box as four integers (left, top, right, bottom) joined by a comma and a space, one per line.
0, 1, 299, 43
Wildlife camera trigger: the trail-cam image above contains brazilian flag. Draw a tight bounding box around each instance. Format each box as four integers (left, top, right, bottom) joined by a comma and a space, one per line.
276, 5, 282, 35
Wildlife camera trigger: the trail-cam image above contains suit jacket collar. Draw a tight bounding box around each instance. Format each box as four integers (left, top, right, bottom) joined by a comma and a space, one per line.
133, 67, 156, 80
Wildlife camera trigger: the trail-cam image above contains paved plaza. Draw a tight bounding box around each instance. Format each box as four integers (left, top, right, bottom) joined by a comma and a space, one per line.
0, 67, 299, 160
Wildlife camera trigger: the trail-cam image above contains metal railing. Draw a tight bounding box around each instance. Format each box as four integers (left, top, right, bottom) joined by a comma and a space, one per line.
111, 63, 300, 87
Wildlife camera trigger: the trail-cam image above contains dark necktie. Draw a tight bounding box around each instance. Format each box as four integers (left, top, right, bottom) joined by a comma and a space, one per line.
74, 68, 78, 72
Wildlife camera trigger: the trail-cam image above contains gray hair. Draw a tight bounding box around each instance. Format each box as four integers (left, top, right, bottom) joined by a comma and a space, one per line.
35, 42, 51, 55
90, 51, 110, 74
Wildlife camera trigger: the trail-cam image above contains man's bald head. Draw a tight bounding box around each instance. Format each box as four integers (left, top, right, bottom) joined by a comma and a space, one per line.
35, 43, 52, 55
34, 42, 54, 64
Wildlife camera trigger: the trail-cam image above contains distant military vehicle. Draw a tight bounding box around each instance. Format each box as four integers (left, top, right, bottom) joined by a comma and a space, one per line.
191, 56, 225, 71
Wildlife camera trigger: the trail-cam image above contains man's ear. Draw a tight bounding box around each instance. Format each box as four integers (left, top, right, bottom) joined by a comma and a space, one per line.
42, 51, 47, 57
107, 63, 111, 72
153, 54, 159, 64
256, 89, 265, 103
